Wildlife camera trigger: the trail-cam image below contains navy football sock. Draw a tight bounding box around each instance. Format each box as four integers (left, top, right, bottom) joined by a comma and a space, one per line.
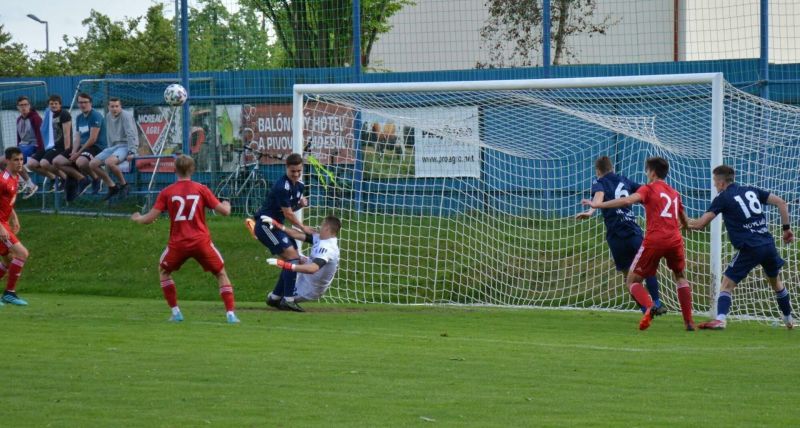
717, 291, 732, 318
645, 276, 661, 306
271, 275, 285, 297
775, 288, 793, 317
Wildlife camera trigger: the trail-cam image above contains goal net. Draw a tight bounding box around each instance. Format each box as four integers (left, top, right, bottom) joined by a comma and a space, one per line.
296, 73, 798, 321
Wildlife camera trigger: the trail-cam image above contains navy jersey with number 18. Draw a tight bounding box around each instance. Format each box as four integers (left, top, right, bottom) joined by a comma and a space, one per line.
707, 183, 774, 249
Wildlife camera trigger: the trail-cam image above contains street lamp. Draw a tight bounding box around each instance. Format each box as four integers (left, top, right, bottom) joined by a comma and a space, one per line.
26, 13, 49, 53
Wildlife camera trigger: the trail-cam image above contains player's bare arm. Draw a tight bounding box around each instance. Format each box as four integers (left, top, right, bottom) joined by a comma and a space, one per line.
214, 200, 231, 216
767, 193, 794, 243
260, 215, 308, 241
576, 191, 604, 220
131, 208, 163, 224
583, 193, 641, 209
280, 206, 316, 235
679, 208, 690, 230
267, 257, 322, 274
687, 212, 716, 230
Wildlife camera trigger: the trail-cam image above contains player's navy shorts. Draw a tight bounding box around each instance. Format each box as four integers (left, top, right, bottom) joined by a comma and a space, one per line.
607, 233, 643, 271
725, 243, 784, 283
254, 216, 297, 255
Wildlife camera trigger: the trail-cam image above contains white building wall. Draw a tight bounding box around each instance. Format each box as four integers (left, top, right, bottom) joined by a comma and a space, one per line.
369, 0, 799, 72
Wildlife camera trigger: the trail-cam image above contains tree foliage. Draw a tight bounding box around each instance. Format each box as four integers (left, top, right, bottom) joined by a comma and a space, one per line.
60, 5, 178, 75
245, 0, 411, 69
1, 0, 411, 77
0, 25, 32, 77
477, 0, 617, 68
189, 0, 280, 71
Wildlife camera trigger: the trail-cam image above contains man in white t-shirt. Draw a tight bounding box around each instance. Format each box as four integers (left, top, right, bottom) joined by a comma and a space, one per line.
259, 214, 341, 312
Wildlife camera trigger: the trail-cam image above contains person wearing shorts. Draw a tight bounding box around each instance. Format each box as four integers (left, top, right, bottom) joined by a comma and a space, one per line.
131, 155, 240, 324
55, 92, 105, 201
90, 97, 138, 201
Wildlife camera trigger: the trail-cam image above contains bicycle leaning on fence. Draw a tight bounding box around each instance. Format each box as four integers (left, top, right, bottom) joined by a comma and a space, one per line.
214, 146, 271, 216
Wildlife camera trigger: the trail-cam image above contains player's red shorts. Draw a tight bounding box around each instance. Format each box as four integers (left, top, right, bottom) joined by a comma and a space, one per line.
159, 240, 224, 274
630, 243, 685, 278
0, 222, 20, 256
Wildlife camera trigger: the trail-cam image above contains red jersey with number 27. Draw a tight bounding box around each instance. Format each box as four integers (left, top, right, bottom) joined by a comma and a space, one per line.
0, 171, 19, 224
154, 180, 221, 248
635, 180, 685, 249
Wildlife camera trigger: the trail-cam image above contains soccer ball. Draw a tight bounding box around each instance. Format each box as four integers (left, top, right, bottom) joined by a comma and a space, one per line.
164, 84, 188, 106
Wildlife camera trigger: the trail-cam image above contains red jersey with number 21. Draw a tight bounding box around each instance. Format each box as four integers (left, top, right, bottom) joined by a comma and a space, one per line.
635, 180, 685, 249
154, 180, 220, 248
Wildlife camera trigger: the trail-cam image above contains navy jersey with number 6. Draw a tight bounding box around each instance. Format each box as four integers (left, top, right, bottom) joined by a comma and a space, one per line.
591, 172, 643, 238
707, 183, 773, 249
258, 174, 304, 224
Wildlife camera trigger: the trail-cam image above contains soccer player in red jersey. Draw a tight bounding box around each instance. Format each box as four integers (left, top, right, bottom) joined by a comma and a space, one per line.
583, 157, 695, 331
131, 155, 240, 323
0, 147, 30, 306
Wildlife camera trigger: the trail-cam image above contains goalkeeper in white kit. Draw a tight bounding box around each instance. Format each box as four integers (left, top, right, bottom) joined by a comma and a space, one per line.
260, 214, 341, 312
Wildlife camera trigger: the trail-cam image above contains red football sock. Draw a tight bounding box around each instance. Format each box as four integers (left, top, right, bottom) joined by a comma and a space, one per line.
677, 284, 694, 324
629, 282, 654, 309
6, 258, 24, 292
219, 285, 235, 312
0, 262, 8, 281
160, 279, 178, 308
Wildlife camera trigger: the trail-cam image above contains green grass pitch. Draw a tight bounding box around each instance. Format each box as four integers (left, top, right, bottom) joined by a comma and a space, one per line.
4, 213, 799, 426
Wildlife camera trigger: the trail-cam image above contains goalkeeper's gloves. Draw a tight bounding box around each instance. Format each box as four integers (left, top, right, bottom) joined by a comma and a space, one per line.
260, 215, 285, 231
267, 258, 295, 271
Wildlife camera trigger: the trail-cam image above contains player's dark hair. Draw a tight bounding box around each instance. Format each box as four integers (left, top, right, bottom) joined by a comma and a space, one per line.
645, 157, 669, 179
286, 153, 303, 166
323, 215, 341, 235
16, 96, 30, 105
175, 154, 196, 177
5, 146, 22, 159
48, 94, 62, 104
77, 93, 92, 102
713, 165, 735, 183
108, 97, 121, 104
595, 156, 613, 174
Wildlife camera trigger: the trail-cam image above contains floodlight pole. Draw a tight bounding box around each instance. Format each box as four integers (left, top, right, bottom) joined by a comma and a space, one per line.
26, 14, 49, 53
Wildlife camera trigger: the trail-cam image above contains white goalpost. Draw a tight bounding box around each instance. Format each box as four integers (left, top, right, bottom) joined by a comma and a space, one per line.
293, 73, 800, 321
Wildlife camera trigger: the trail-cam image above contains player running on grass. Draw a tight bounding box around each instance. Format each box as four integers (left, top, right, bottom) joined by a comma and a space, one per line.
687, 165, 795, 330
576, 155, 666, 316
131, 155, 240, 324
583, 156, 695, 331
255, 214, 341, 312
0, 147, 31, 306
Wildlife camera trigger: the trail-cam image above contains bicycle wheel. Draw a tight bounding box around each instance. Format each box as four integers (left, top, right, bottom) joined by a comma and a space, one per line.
245, 179, 268, 217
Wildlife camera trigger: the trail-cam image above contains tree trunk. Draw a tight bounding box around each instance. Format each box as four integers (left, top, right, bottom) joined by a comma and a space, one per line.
552, 0, 570, 65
